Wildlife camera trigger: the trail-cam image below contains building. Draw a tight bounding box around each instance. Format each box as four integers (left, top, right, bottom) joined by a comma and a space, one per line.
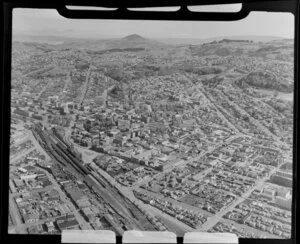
275, 196, 292, 210
56, 214, 79, 231
20, 174, 37, 180
271, 171, 293, 188
23, 213, 39, 224
45, 221, 55, 232
9, 179, 17, 193
275, 187, 292, 210
260, 186, 276, 200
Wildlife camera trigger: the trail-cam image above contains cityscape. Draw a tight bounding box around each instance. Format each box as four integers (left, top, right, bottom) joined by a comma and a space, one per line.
9, 12, 293, 239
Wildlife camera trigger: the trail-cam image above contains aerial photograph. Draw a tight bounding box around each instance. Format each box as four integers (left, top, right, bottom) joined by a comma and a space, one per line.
9, 8, 294, 238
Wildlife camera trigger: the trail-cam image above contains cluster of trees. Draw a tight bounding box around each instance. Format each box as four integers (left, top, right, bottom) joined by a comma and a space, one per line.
108, 84, 124, 99
27, 66, 55, 78
48, 115, 71, 127
87, 47, 145, 55
218, 39, 253, 43
202, 76, 224, 87
104, 67, 132, 83
182, 66, 224, 75
214, 47, 231, 56
237, 71, 293, 92
75, 62, 89, 70
266, 98, 289, 114
72, 137, 88, 147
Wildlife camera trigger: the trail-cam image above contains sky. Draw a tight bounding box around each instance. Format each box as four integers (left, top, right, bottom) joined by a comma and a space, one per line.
12, 7, 294, 40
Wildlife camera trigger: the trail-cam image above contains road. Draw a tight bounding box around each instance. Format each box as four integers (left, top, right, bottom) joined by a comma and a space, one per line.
88, 160, 194, 233
9, 167, 92, 233
10, 216, 57, 233
27, 130, 52, 161
221, 218, 282, 238
130, 134, 243, 191
136, 188, 211, 217
76, 143, 227, 233
72, 132, 243, 226
59, 70, 71, 99
21, 65, 55, 78
84, 171, 141, 229
198, 161, 284, 231
36, 82, 51, 100
74, 148, 191, 233
37, 166, 93, 230
77, 128, 283, 234
33, 125, 144, 230
10, 128, 51, 164
63, 104, 285, 235
194, 83, 240, 133
10, 147, 36, 162
200, 83, 289, 152
222, 92, 278, 140
9, 195, 23, 226
10, 185, 53, 198
207, 75, 290, 150
79, 67, 92, 105
142, 201, 194, 233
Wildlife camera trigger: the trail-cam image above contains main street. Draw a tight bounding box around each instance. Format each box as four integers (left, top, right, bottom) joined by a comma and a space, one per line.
21, 65, 55, 78
10, 147, 36, 162
9, 195, 23, 226
59, 70, 72, 99
197, 87, 240, 133
183, 74, 240, 134
79, 66, 93, 105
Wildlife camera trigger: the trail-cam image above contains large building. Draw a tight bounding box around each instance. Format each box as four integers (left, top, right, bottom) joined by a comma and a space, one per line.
56, 214, 79, 231
271, 171, 293, 188
260, 185, 292, 210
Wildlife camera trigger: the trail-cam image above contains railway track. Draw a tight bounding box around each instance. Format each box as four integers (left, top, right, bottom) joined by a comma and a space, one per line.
31, 123, 143, 230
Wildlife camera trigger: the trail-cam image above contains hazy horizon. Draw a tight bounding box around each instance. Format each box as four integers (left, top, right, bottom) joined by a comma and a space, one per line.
13, 33, 291, 40
13, 8, 294, 41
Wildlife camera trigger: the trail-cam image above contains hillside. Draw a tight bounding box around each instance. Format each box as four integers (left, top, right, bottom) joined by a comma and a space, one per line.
11, 36, 294, 94
236, 70, 293, 92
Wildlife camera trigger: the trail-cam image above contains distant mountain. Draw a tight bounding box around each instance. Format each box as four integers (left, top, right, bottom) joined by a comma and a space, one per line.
14, 33, 289, 47
122, 34, 147, 41
12, 41, 59, 52
13, 34, 168, 52
156, 35, 289, 45
204, 35, 289, 43
105, 34, 166, 50
13, 34, 71, 45
62, 34, 166, 51
185, 36, 294, 60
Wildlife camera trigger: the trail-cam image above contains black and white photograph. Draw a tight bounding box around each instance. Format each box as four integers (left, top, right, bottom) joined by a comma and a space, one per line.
8, 7, 294, 238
